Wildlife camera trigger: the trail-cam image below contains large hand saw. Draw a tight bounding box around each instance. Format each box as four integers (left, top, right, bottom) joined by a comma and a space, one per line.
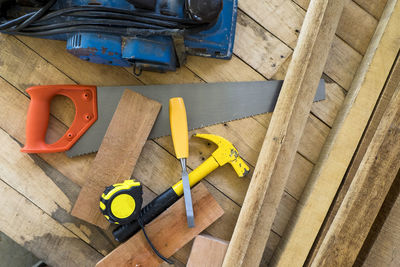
21, 80, 325, 157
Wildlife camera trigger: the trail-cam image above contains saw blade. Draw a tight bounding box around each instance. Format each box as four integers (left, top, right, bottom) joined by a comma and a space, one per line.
66, 80, 325, 157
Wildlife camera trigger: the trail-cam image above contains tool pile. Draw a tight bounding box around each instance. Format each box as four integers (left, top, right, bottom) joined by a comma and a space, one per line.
8, 0, 400, 266
21, 78, 323, 265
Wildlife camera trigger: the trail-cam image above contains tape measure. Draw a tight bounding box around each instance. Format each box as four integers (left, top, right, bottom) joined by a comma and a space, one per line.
100, 180, 143, 225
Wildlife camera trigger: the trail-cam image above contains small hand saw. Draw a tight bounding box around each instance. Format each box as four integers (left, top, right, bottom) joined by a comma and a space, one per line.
21, 80, 325, 157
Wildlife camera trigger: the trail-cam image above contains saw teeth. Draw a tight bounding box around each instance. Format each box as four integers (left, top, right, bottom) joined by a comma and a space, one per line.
66, 149, 97, 158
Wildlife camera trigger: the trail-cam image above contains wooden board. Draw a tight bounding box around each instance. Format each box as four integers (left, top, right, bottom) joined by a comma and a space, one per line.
307, 48, 400, 266
222, 0, 345, 266
0, 127, 116, 255
96, 183, 224, 267
362, 175, 400, 266
311, 64, 400, 266
187, 235, 228, 267
0, 179, 103, 267
354, 0, 388, 19
71, 90, 161, 228
271, 1, 400, 265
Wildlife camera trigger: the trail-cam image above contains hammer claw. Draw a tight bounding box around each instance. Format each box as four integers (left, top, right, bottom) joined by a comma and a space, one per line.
194, 133, 250, 177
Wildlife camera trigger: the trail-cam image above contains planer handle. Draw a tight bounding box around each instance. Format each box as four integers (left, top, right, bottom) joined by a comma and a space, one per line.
21, 85, 98, 153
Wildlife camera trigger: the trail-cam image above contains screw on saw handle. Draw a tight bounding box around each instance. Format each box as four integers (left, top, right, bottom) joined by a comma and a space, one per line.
169, 97, 189, 159
21, 85, 98, 153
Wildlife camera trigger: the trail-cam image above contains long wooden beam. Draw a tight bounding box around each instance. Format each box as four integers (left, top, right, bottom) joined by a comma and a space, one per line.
222, 0, 345, 266
271, 0, 400, 266
362, 175, 400, 266
307, 50, 400, 266
311, 61, 400, 266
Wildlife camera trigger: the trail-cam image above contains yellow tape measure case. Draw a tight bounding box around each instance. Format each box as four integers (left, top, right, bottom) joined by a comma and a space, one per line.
100, 180, 143, 225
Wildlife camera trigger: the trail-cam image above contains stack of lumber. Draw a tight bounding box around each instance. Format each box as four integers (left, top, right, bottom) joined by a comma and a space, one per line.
269, 0, 400, 266
1, 0, 400, 266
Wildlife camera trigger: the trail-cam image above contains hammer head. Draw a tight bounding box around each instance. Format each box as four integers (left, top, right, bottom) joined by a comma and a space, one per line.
194, 133, 250, 177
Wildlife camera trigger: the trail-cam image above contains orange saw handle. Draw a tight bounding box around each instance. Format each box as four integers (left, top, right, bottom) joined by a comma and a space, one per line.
21, 85, 97, 153
169, 97, 189, 159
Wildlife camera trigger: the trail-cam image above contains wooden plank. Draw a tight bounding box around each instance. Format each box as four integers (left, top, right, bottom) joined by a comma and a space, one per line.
292, 0, 377, 54
242, 0, 377, 55
355, 170, 400, 266
0, 127, 116, 255
222, 1, 345, 266
184, 55, 265, 83
307, 51, 400, 266
362, 178, 400, 267
0, 179, 102, 267
187, 235, 228, 267
96, 183, 224, 267
311, 64, 400, 266
335, 0, 378, 54
72, 90, 161, 228
271, 1, 400, 266
233, 11, 292, 79
354, 0, 388, 19
237, 0, 365, 90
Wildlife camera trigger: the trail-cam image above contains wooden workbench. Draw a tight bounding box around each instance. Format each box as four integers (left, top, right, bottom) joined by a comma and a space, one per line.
0, 0, 396, 266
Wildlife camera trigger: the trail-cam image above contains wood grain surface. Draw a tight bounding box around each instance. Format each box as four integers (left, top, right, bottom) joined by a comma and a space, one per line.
362, 175, 400, 267
71, 90, 161, 228
0, 162, 103, 267
96, 183, 224, 267
187, 235, 228, 267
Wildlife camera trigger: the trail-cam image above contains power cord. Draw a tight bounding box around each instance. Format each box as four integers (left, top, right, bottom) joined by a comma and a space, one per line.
137, 216, 174, 265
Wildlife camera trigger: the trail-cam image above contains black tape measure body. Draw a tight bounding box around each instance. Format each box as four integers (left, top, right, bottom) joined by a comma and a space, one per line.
100, 180, 143, 225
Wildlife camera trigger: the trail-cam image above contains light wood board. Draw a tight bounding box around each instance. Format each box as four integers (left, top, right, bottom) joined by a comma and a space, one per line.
187, 235, 228, 267
71, 90, 161, 228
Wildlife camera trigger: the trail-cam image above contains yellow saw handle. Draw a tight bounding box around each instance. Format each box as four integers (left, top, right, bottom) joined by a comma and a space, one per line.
169, 97, 189, 159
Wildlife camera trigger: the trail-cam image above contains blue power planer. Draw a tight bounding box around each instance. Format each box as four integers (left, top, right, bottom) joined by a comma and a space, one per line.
0, 0, 238, 73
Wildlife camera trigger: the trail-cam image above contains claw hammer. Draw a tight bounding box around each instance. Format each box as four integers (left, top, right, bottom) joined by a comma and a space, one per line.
113, 133, 250, 242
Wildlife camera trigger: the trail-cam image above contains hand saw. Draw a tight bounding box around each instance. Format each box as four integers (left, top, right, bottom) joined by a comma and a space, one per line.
21, 80, 325, 157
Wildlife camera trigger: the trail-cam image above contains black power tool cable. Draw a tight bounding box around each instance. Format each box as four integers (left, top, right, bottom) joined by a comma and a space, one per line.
24, 19, 166, 31
0, 4, 212, 37
137, 216, 174, 265
13, 0, 56, 31
0, 12, 33, 30
6, 25, 183, 36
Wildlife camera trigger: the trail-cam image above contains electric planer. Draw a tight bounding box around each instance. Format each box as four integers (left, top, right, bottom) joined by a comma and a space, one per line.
0, 0, 237, 73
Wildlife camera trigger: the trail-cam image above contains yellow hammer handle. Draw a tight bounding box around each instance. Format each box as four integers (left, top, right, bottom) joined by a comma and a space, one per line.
169, 97, 189, 159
